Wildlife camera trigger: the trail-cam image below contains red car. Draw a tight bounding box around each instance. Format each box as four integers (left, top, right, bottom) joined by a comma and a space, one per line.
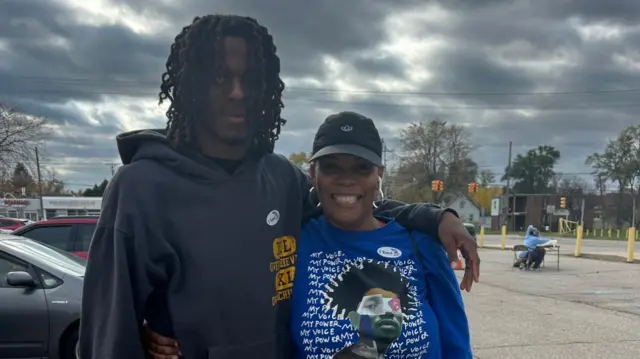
11, 216, 98, 258
0, 218, 27, 231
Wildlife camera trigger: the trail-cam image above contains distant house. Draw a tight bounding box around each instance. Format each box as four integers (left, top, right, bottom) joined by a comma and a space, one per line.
441, 192, 481, 224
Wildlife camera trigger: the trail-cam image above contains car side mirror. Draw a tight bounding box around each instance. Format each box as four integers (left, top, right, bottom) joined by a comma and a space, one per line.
6, 271, 36, 287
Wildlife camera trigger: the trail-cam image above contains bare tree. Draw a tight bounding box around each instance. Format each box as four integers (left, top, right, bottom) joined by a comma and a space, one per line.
548, 172, 563, 192
478, 169, 496, 187
399, 119, 448, 181
398, 119, 477, 192
0, 103, 49, 172
288, 151, 310, 173
557, 175, 590, 194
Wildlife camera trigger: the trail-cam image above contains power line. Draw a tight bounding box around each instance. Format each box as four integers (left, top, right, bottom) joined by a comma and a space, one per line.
3, 87, 639, 111
5, 74, 640, 97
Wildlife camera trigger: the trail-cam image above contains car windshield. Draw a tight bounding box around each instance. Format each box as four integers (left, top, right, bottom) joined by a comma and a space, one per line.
2, 239, 86, 277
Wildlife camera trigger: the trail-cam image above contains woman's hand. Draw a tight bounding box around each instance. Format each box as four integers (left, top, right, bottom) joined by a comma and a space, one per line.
438, 211, 480, 292
143, 323, 181, 359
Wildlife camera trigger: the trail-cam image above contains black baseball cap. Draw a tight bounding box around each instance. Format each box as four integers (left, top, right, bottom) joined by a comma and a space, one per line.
309, 111, 383, 166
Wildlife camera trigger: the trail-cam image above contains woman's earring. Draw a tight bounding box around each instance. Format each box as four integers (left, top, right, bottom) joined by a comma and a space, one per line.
309, 186, 321, 207
373, 176, 384, 209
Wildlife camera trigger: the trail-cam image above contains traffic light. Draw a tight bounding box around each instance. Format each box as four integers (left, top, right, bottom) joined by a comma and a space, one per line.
431, 180, 439, 192
560, 197, 567, 208
438, 180, 444, 192
468, 182, 478, 193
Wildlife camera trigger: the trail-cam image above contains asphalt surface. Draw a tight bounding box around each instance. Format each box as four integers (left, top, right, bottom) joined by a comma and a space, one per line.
480, 234, 635, 258
461, 248, 640, 358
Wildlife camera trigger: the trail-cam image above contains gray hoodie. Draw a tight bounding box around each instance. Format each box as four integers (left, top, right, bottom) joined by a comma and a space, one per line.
79, 130, 308, 359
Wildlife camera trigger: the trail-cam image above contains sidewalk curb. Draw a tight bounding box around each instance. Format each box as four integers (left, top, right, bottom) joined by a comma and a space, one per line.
478, 245, 638, 264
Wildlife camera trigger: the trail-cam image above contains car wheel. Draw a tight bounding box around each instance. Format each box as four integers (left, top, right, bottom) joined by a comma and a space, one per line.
61, 326, 79, 359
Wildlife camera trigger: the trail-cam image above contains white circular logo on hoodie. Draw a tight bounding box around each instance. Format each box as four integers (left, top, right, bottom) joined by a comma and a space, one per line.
266, 210, 280, 226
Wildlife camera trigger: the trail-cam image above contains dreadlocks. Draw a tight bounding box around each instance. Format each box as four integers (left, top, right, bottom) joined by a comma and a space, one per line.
159, 15, 286, 154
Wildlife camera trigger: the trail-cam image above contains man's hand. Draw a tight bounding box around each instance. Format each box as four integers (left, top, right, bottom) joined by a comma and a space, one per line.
438, 211, 480, 292
143, 323, 181, 359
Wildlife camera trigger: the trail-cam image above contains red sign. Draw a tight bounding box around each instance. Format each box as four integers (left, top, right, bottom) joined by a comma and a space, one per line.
1, 199, 29, 206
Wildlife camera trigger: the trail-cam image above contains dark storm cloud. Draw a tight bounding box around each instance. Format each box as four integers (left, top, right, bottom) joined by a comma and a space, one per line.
430, 46, 536, 93
2, 0, 640, 187
349, 56, 407, 79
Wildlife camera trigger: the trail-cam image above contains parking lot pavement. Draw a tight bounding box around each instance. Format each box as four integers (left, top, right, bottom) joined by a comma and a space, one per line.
460, 248, 640, 358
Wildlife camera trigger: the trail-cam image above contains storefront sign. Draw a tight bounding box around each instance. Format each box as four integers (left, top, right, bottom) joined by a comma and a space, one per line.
0, 198, 29, 207
42, 196, 102, 210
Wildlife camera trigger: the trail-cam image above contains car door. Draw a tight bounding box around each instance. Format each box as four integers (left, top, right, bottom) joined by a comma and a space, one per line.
72, 222, 97, 259
16, 224, 74, 253
0, 251, 49, 358
0, 219, 16, 230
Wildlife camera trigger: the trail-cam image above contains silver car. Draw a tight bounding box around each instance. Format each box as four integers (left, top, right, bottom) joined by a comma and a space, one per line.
0, 235, 85, 359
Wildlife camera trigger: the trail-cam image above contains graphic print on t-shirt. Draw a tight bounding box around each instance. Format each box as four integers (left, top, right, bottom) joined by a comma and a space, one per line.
300, 251, 431, 359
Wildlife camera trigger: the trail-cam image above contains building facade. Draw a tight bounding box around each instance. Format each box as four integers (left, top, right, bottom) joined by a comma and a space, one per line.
490, 193, 637, 231
0, 198, 40, 221
441, 192, 481, 224
41, 196, 102, 219
0, 196, 102, 220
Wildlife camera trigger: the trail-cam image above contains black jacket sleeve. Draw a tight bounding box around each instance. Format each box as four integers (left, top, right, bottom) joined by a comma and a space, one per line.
373, 200, 459, 238
79, 169, 170, 359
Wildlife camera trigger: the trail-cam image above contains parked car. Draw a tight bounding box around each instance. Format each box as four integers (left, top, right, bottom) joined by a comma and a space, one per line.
463, 223, 477, 241
11, 216, 98, 259
0, 235, 85, 359
17, 218, 35, 226
0, 218, 26, 231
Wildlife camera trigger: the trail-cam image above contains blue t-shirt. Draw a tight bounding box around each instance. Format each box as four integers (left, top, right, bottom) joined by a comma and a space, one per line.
291, 216, 472, 359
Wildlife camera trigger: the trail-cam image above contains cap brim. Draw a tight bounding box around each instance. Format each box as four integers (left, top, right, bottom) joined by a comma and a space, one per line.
309, 144, 383, 166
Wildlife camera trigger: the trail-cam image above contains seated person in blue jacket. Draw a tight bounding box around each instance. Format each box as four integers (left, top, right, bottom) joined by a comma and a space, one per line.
514, 225, 557, 269
290, 112, 472, 358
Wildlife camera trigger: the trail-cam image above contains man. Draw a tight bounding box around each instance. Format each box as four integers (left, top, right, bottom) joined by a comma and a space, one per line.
79, 14, 479, 359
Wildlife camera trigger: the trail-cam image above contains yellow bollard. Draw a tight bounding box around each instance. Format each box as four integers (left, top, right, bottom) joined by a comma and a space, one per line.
586, 229, 589, 236
608, 229, 612, 238
627, 227, 636, 263
500, 225, 507, 250
574, 225, 583, 257
617, 229, 620, 239
479, 225, 485, 248
600, 229, 604, 237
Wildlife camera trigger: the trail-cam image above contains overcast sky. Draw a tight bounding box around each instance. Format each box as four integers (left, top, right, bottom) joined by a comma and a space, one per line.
1, 0, 640, 190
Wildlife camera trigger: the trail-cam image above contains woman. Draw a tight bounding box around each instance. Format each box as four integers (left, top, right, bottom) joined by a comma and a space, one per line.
291, 111, 472, 358
145, 111, 473, 358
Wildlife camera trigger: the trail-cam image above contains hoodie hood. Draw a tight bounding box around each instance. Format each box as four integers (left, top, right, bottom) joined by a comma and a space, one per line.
116, 128, 245, 181
117, 129, 169, 165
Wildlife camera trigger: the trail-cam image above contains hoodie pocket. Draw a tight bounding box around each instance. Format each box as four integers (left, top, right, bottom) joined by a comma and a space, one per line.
207, 339, 277, 359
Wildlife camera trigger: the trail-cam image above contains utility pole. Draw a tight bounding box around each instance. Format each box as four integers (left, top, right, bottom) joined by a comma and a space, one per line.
580, 197, 585, 225
502, 141, 513, 229
106, 163, 117, 176
35, 147, 44, 220
381, 139, 390, 198
381, 139, 388, 168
